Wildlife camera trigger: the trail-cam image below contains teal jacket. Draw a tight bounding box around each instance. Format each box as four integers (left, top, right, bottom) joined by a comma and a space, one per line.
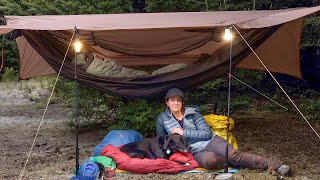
156, 106, 214, 154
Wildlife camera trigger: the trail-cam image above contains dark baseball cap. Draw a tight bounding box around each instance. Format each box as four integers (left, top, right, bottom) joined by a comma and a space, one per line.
165, 88, 184, 99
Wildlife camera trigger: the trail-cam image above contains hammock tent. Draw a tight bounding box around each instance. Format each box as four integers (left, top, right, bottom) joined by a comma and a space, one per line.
1, 6, 320, 98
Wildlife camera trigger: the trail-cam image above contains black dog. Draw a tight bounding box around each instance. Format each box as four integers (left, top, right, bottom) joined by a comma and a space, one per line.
120, 134, 189, 159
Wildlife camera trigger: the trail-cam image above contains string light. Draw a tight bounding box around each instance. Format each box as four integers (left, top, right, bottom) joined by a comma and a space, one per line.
224, 27, 233, 41
74, 37, 81, 53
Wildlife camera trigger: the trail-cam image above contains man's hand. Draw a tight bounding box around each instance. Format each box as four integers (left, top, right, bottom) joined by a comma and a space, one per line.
171, 128, 184, 136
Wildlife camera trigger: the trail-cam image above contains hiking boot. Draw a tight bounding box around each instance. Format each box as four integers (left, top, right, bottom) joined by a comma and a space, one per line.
277, 164, 291, 176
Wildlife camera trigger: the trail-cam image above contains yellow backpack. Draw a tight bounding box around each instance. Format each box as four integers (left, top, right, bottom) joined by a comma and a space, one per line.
203, 114, 238, 150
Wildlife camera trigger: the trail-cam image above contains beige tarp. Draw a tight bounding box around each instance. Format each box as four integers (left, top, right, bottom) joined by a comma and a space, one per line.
236, 18, 304, 76
1, 7, 319, 31
16, 36, 56, 79
0, 6, 319, 81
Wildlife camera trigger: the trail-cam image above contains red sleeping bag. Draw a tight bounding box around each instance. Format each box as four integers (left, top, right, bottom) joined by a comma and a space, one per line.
100, 145, 199, 174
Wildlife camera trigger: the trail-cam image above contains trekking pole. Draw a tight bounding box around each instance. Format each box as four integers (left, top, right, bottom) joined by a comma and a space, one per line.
224, 26, 233, 173
74, 27, 80, 175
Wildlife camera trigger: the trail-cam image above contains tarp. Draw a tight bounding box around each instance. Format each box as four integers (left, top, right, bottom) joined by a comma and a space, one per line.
0, 6, 320, 98
1, 7, 319, 31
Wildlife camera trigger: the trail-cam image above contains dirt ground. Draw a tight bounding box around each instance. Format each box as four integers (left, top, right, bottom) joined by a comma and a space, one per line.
0, 88, 320, 180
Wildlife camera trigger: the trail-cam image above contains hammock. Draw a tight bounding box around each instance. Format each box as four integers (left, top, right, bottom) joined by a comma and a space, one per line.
20, 27, 278, 98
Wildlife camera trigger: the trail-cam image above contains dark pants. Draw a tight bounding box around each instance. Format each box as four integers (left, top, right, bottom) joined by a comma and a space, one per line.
193, 136, 282, 170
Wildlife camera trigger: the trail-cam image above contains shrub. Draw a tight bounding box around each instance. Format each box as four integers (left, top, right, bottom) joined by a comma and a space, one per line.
106, 99, 163, 137
299, 99, 320, 121
1, 67, 18, 81
55, 78, 123, 130
302, 15, 320, 47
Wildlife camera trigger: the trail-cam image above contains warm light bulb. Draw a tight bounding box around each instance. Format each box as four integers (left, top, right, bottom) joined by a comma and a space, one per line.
224, 28, 233, 41
74, 38, 81, 53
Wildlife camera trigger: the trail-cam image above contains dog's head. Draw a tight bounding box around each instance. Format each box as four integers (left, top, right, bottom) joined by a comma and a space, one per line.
162, 134, 189, 154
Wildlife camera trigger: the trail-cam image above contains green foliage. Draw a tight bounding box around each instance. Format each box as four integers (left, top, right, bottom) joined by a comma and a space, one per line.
0, 0, 28, 15
299, 99, 320, 121
186, 78, 227, 106
106, 99, 163, 137
76, 87, 122, 121
231, 69, 272, 93
55, 77, 122, 120
1, 67, 18, 81
302, 15, 320, 47
229, 96, 252, 111
55, 78, 74, 106
34, 101, 46, 109
0, 0, 131, 15
199, 78, 226, 93
186, 69, 273, 111
0, 35, 19, 80
147, 0, 208, 12
279, 89, 320, 121
299, 88, 320, 99
3, 37, 18, 68
55, 78, 127, 131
